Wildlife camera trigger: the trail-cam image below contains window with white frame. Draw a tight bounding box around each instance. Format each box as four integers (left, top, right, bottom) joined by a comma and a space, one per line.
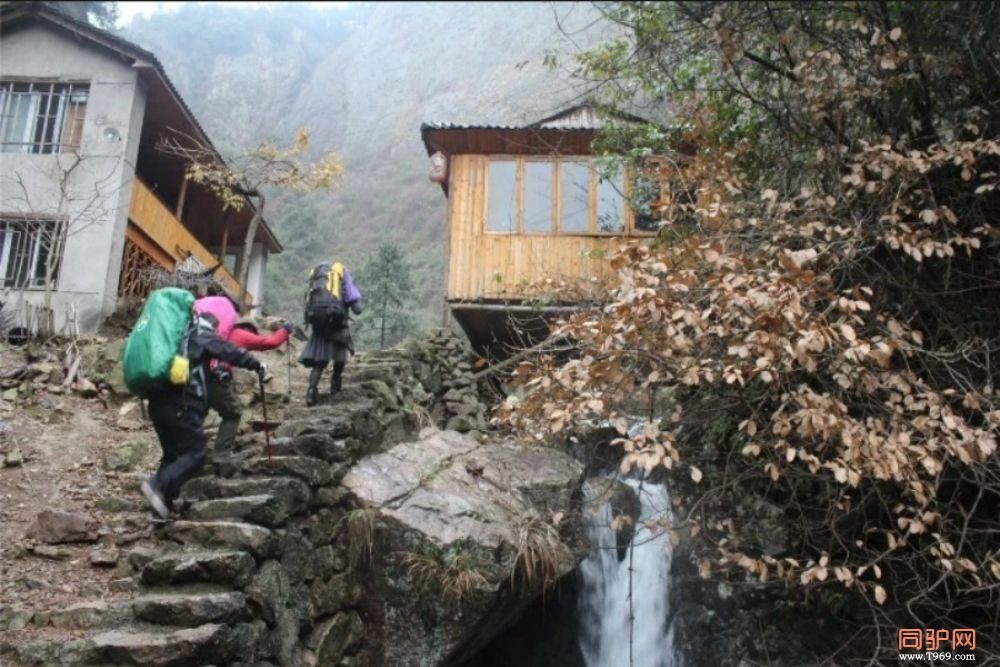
0, 81, 89, 154
0, 219, 63, 289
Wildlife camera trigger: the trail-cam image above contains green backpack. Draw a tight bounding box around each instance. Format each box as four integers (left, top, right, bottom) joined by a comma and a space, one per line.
122, 287, 195, 396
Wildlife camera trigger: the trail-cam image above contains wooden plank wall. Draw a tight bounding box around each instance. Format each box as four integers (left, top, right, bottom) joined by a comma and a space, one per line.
129, 178, 250, 303
447, 154, 622, 301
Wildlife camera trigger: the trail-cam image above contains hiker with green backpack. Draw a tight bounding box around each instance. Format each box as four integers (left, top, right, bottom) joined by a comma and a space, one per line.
122, 287, 266, 519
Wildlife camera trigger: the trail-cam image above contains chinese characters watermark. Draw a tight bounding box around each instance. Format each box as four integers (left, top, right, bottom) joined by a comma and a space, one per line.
898, 628, 976, 662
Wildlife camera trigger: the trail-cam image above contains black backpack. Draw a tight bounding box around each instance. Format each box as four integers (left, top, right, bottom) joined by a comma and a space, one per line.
305, 263, 348, 334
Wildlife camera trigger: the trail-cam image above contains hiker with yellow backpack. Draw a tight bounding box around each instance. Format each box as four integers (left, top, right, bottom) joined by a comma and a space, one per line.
299, 261, 363, 406
122, 288, 266, 519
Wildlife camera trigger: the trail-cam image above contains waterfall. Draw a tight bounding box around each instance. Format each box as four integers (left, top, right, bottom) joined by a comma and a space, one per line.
578, 476, 676, 667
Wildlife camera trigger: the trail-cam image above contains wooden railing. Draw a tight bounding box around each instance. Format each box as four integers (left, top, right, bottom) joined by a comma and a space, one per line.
129, 178, 251, 304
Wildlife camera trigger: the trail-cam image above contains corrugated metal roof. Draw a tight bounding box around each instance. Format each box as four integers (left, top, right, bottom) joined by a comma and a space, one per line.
420, 122, 525, 131
422, 103, 653, 134
533, 104, 605, 129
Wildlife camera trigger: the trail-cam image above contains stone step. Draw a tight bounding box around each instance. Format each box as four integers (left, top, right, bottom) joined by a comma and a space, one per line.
278, 406, 365, 436
241, 455, 341, 487
343, 362, 404, 382
167, 520, 279, 558
181, 476, 311, 512
141, 549, 256, 588
88, 621, 258, 666
186, 493, 290, 528
300, 385, 369, 403
2, 634, 95, 666
42, 600, 134, 629
3, 621, 260, 666
132, 591, 249, 627
270, 433, 351, 463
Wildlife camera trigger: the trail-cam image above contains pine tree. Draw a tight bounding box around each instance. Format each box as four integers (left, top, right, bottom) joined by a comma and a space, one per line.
354, 243, 415, 349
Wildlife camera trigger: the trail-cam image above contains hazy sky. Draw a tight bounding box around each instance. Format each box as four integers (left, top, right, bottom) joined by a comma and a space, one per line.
116, 2, 353, 27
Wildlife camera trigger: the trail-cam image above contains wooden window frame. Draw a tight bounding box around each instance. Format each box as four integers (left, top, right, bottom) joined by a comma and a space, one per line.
520, 157, 557, 235
591, 164, 629, 237
484, 158, 519, 235
484, 155, 659, 238
629, 169, 666, 237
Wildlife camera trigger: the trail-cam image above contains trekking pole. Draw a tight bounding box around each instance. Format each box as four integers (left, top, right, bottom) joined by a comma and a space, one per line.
286, 339, 292, 395
259, 375, 273, 464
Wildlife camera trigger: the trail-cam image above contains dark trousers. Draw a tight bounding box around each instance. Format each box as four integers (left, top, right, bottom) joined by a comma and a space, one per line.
206, 376, 242, 457
308, 360, 346, 393
148, 398, 208, 505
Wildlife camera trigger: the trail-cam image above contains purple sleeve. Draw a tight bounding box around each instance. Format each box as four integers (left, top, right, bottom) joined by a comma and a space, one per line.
343, 268, 362, 304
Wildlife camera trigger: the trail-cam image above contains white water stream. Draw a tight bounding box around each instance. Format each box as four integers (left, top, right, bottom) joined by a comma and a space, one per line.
578, 477, 676, 667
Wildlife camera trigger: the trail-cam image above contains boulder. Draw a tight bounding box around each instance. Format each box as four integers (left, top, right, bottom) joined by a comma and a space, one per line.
0, 607, 34, 631
73, 378, 99, 398
31, 544, 74, 560
3, 449, 24, 467
104, 441, 147, 471
29, 510, 99, 544
341, 429, 584, 666
89, 547, 119, 567
445, 415, 476, 432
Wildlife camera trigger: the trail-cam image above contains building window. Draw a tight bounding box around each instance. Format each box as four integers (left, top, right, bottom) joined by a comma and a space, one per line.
0, 81, 89, 154
222, 251, 239, 277
0, 218, 63, 289
523, 161, 554, 233
632, 174, 664, 233
487, 157, 654, 236
487, 160, 517, 232
560, 160, 591, 233
596, 167, 625, 233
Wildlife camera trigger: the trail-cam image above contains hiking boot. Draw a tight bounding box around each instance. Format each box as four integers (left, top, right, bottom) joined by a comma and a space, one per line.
141, 478, 170, 520
306, 385, 319, 407
330, 375, 343, 396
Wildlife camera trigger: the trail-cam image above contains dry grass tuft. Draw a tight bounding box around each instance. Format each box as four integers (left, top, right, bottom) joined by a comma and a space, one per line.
345, 507, 379, 570
511, 515, 570, 593
401, 550, 491, 606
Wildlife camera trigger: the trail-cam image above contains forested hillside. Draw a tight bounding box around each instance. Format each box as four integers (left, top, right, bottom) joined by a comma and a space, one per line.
123, 2, 610, 330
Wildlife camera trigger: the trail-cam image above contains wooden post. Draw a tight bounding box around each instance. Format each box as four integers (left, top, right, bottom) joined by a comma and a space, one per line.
442, 300, 451, 327
219, 216, 230, 260
175, 176, 189, 222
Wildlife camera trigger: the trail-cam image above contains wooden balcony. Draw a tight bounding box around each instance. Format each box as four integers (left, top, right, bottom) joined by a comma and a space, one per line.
128, 178, 251, 304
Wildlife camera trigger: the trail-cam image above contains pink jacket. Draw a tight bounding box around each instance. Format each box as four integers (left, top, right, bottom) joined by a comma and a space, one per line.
193, 296, 238, 339
193, 296, 239, 378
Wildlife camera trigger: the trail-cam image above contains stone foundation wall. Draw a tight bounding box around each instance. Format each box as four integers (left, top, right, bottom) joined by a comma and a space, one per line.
1, 329, 495, 667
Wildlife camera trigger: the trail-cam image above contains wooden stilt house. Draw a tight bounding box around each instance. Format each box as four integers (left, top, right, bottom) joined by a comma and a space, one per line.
421, 103, 662, 354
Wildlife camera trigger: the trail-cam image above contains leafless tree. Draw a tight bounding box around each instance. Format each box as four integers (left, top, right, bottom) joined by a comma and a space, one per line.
1, 150, 127, 335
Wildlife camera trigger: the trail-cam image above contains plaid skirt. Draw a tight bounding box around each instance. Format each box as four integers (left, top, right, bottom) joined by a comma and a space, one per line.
299, 327, 351, 366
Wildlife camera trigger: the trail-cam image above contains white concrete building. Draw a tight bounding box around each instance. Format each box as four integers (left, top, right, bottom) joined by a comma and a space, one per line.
0, 3, 281, 332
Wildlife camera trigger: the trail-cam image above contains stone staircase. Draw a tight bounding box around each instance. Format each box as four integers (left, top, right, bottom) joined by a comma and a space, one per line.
1, 332, 485, 666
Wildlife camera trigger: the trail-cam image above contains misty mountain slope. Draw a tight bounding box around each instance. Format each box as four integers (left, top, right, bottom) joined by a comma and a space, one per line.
124, 2, 610, 323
